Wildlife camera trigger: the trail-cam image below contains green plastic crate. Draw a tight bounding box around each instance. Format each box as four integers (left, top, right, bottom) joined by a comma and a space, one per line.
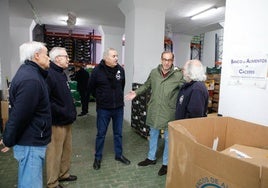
71, 90, 80, 100
69, 81, 77, 90
75, 101, 81, 107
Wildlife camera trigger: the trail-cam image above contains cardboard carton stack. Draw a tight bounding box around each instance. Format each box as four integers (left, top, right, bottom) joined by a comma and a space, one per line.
130, 83, 150, 138
205, 72, 221, 113
1, 88, 9, 131
1, 100, 9, 131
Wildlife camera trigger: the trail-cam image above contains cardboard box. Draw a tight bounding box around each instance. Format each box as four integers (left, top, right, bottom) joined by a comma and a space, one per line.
1, 100, 9, 131
221, 144, 268, 168
166, 117, 268, 188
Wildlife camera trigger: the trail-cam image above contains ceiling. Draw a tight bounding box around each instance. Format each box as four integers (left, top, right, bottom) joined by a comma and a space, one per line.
9, 0, 226, 36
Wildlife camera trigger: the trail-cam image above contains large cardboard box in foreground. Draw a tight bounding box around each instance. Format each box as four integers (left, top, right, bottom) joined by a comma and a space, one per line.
166, 117, 268, 188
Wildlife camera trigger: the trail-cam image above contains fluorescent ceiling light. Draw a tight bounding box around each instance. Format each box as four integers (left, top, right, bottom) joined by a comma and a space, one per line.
191, 7, 218, 20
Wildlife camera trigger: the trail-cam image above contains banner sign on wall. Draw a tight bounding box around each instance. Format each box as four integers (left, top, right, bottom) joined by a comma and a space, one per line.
227, 52, 268, 89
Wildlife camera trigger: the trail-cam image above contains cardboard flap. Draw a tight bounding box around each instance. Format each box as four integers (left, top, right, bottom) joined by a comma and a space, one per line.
169, 117, 228, 150
225, 118, 268, 148
168, 122, 197, 142
261, 167, 268, 188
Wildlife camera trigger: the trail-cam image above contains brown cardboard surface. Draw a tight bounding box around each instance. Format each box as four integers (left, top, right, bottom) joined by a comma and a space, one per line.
221, 144, 268, 168
1, 100, 9, 119
166, 117, 268, 188
225, 118, 268, 148
1, 100, 9, 131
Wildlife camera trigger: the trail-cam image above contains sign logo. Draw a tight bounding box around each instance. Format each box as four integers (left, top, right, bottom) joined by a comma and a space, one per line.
115, 70, 121, 80
196, 177, 228, 188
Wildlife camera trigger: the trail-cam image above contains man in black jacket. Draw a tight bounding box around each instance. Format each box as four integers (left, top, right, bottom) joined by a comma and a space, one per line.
89, 48, 130, 170
175, 59, 209, 119
71, 65, 90, 116
46, 47, 77, 188
0, 41, 51, 188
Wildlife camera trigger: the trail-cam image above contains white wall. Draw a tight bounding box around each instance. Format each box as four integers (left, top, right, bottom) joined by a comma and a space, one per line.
98, 25, 124, 65
219, 0, 268, 126
203, 29, 224, 67
119, 0, 168, 122
172, 30, 224, 69
95, 42, 102, 64
172, 33, 191, 67
0, 0, 11, 90
131, 7, 166, 83
9, 17, 33, 78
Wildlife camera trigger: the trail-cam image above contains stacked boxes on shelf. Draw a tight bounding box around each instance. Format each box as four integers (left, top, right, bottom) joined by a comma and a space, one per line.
74, 39, 92, 63
212, 80, 220, 112
205, 67, 221, 113
44, 30, 95, 64
64, 38, 74, 61
1, 100, 9, 132
45, 36, 74, 61
131, 83, 151, 138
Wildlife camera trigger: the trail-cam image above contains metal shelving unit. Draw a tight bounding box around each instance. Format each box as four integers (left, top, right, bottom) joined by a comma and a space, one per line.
190, 34, 204, 60
44, 26, 100, 64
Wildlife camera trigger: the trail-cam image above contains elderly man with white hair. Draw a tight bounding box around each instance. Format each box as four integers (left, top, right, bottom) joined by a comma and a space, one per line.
46, 47, 77, 188
175, 59, 209, 119
0, 41, 52, 188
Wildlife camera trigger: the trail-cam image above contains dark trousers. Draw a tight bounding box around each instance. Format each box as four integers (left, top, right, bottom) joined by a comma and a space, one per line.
79, 90, 88, 114
95, 107, 123, 160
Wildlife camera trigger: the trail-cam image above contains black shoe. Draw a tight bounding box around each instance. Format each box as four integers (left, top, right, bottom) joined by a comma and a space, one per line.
138, 158, 157, 166
115, 155, 131, 165
78, 112, 87, 116
58, 174, 77, 182
93, 159, 101, 170
158, 165, 167, 176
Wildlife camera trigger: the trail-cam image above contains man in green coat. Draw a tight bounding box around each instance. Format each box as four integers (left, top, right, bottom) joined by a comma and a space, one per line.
125, 51, 184, 176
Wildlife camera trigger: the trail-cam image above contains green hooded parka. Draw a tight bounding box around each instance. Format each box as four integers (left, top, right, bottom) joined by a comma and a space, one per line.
135, 64, 185, 130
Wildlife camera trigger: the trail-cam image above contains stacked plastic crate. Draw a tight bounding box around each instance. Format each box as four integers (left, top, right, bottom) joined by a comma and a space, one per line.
69, 81, 81, 107
45, 36, 74, 61
74, 38, 91, 63
131, 83, 151, 138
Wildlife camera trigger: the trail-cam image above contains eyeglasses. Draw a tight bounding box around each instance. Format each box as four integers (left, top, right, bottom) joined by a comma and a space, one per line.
57, 55, 69, 59
162, 58, 173, 62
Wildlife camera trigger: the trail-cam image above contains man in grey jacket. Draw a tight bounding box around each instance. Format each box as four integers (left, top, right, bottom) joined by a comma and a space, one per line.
125, 51, 185, 176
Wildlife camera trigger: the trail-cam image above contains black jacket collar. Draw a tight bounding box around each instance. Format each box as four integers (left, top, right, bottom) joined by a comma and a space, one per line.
49, 61, 64, 73
24, 60, 48, 78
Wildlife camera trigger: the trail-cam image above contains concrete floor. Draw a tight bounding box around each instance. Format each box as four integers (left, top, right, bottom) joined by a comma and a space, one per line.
0, 102, 166, 188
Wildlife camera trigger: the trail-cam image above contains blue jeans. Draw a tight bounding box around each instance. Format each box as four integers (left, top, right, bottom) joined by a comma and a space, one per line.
95, 107, 123, 160
148, 127, 169, 165
13, 145, 47, 188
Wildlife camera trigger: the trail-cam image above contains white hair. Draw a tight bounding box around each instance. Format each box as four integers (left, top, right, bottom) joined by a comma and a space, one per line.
49, 47, 66, 62
184, 59, 207, 82
19, 41, 46, 64
103, 47, 116, 59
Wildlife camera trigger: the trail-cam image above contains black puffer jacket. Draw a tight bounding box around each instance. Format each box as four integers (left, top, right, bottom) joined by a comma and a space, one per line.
3, 60, 52, 147
89, 60, 125, 109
